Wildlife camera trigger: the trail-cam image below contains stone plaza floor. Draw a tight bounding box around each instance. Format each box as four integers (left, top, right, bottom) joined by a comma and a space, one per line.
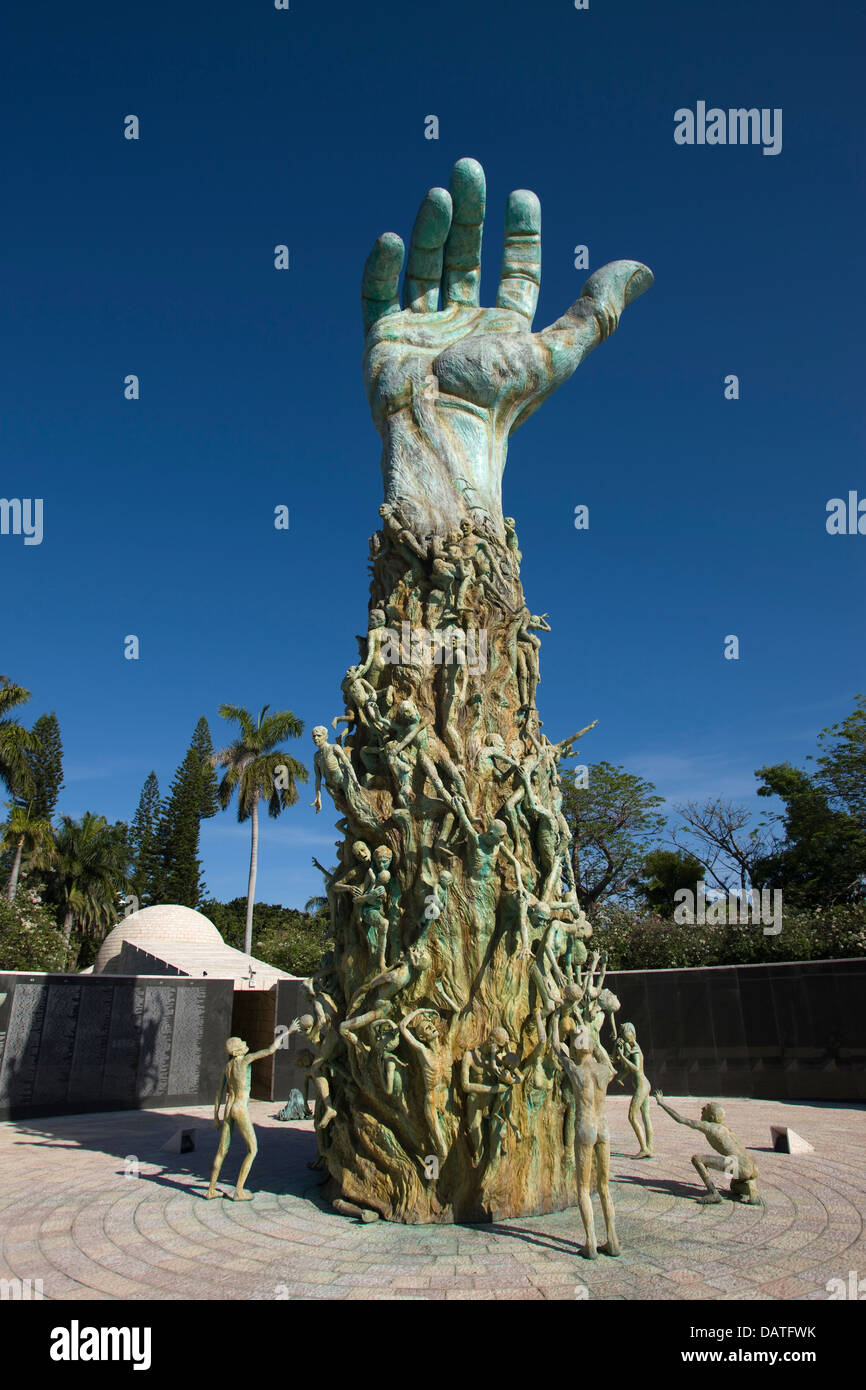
0, 1096, 863, 1301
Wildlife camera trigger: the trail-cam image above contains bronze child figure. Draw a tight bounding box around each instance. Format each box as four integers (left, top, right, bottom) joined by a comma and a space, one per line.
207, 1031, 291, 1201
555, 1021, 621, 1259
654, 1091, 760, 1205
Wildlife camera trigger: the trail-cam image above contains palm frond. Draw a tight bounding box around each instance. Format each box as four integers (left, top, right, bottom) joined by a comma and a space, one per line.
217, 705, 257, 742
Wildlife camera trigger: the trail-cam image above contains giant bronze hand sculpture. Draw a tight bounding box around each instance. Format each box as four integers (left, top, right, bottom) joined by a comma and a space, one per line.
308, 158, 651, 1224
361, 157, 652, 535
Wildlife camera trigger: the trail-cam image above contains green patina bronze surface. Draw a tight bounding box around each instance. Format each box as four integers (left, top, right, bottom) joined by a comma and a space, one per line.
298, 158, 652, 1227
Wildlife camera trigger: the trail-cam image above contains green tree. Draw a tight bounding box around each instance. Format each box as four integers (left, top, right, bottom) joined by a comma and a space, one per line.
559, 761, 666, 908
253, 915, 331, 977
0, 707, 64, 900
635, 848, 706, 916
157, 751, 207, 906
129, 772, 162, 906
750, 698, 866, 907
156, 718, 219, 907
0, 889, 66, 972
213, 705, 309, 955
673, 797, 770, 895
594, 900, 866, 970
201, 897, 330, 976
753, 763, 866, 907
191, 715, 219, 819
47, 812, 131, 962
23, 712, 64, 821
0, 676, 36, 803
814, 694, 866, 829
2, 803, 54, 901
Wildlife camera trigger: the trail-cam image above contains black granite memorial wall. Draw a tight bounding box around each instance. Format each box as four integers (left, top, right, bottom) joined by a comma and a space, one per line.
230, 985, 278, 1101
272, 977, 313, 1104
606, 957, 866, 1102
0, 972, 234, 1120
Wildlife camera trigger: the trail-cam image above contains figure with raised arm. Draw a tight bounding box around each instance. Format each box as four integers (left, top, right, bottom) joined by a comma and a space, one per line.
654, 1091, 760, 1204
554, 1020, 621, 1259
500, 841, 534, 958
514, 611, 550, 712
528, 903, 566, 1019
614, 1022, 653, 1158
207, 1029, 294, 1200
399, 1008, 454, 1161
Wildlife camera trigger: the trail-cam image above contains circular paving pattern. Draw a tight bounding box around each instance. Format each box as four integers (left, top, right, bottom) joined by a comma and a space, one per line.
1, 1097, 863, 1301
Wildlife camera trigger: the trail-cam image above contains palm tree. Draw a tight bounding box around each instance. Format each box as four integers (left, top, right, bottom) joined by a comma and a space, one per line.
0, 676, 37, 802
49, 812, 131, 960
213, 705, 309, 956
2, 801, 54, 900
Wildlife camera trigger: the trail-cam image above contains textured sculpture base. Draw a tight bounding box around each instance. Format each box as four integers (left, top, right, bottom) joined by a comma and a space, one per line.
307, 507, 600, 1224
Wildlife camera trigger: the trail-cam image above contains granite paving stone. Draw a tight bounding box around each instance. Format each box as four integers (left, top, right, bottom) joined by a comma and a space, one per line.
1, 1096, 863, 1301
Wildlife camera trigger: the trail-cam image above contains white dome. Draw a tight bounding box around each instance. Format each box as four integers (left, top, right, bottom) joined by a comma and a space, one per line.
93, 904, 224, 974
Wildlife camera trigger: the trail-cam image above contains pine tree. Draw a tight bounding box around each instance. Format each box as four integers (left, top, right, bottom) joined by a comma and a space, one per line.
157, 750, 206, 907
191, 716, 219, 820
24, 712, 64, 821
155, 718, 219, 908
130, 772, 162, 906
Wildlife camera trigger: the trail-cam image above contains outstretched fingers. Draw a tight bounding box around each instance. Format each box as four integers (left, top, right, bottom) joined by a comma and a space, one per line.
496, 189, 541, 323
404, 186, 453, 313
506, 258, 653, 435
537, 259, 654, 378
443, 157, 486, 308
361, 232, 405, 334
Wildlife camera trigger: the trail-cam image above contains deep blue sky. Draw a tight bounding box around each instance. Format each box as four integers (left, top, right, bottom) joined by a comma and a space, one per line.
2, 0, 864, 908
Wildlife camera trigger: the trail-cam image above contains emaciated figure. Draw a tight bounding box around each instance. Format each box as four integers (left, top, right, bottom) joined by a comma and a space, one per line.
399, 1008, 453, 1161
614, 1022, 653, 1158
311, 725, 377, 832
460, 1027, 520, 1168
207, 1032, 286, 1201
554, 1021, 620, 1259
654, 1091, 760, 1204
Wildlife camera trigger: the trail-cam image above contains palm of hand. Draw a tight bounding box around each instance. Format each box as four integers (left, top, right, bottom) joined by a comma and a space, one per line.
365, 302, 538, 424
360, 158, 652, 534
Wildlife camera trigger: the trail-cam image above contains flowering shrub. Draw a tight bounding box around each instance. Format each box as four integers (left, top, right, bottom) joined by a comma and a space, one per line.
0, 889, 67, 973
592, 902, 866, 971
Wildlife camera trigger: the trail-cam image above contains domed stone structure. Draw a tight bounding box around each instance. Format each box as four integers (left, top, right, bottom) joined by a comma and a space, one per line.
93, 904, 224, 975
